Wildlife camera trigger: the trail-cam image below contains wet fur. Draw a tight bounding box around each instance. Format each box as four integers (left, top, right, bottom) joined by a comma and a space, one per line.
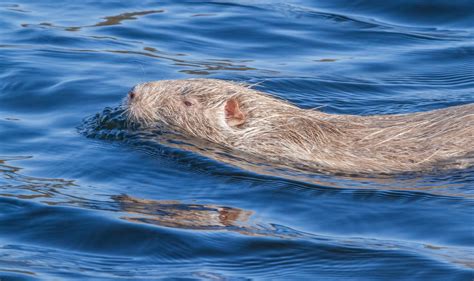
126, 79, 474, 174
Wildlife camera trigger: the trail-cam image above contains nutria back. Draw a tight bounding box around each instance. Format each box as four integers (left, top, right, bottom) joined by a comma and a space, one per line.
125, 78, 474, 174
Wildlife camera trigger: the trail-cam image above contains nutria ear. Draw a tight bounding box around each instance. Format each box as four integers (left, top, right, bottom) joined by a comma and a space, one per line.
225, 98, 246, 127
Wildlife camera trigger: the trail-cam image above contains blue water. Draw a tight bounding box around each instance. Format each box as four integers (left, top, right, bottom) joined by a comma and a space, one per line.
1, 1, 474, 280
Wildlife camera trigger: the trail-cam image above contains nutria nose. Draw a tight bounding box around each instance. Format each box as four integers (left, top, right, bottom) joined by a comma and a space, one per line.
129, 92, 136, 100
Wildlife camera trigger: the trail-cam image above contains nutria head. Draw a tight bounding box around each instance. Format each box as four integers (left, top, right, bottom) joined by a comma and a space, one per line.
125, 78, 299, 143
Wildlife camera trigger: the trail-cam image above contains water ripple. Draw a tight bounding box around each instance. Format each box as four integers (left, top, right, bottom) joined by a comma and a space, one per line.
1, 0, 473, 280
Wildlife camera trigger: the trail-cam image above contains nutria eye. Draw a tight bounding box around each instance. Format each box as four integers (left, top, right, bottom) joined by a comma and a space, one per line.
184, 100, 193, 106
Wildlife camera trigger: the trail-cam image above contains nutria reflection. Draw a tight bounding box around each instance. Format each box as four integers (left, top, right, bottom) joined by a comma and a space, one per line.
113, 195, 254, 231
126, 79, 473, 174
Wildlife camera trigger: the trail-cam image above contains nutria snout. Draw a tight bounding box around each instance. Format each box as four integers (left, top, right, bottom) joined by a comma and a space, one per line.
125, 78, 474, 174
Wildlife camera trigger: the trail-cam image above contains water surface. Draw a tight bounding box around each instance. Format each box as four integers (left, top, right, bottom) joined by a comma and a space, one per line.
1, 1, 473, 280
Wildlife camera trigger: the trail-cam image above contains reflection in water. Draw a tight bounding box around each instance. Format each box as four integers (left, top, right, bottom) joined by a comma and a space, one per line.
114, 196, 474, 269
76, 10, 164, 29
1, 157, 472, 274
1, 156, 254, 233
21, 10, 165, 32
113, 194, 271, 236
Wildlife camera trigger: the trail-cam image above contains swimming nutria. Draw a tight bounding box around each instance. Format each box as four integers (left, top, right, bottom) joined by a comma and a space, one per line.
125, 79, 474, 174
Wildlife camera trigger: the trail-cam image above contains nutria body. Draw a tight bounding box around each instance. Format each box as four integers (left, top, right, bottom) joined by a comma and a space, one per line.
125, 79, 474, 174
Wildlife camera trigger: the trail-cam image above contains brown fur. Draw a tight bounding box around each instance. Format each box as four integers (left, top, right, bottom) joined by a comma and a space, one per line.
125, 78, 474, 174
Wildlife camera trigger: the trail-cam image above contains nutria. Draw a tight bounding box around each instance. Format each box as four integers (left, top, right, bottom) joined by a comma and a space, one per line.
125, 78, 474, 174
